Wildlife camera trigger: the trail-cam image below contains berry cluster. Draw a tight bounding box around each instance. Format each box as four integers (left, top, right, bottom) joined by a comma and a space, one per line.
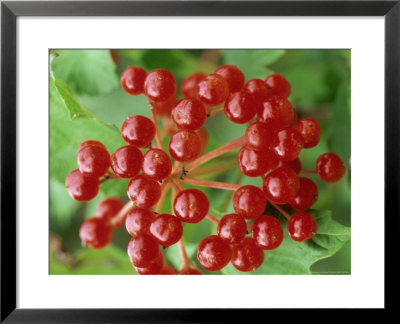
65, 64, 346, 274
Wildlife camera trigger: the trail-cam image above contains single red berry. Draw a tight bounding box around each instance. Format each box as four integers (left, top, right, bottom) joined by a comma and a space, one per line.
65, 169, 99, 202
243, 78, 270, 112
79, 140, 107, 151
258, 96, 296, 131
79, 217, 113, 249
295, 118, 321, 148
181, 72, 205, 99
151, 94, 177, 116
173, 188, 210, 224
245, 121, 275, 151
224, 90, 257, 124
233, 185, 267, 219
217, 213, 247, 244
77, 143, 110, 178
171, 98, 207, 131
263, 166, 300, 204
316, 153, 346, 183
251, 215, 283, 250
179, 268, 203, 275
196, 128, 209, 154
121, 115, 156, 148
271, 128, 304, 162
197, 235, 232, 271
231, 238, 264, 272
168, 130, 202, 162
125, 207, 156, 237
289, 177, 318, 211
96, 197, 124, 228
134, 252, 164, 275
127, 174, 161, 208
150, 214, 183, 247
215, 65, 245, 93
265, 74, 291, 98
127, 233, 161, 268
287, 212, 317, 242
120, 66, 147, 96
277, 158, 302, 174
237, 146, 278, 177
196, 74, 229, 107
142, 148, 172, 181
110, 145, 143, 178
144, 68, 176, 102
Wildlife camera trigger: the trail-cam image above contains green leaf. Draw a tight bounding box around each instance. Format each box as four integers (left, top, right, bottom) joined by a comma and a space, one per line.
221, 50, 285, 79
222, 210, 350, 275
51, 50, 119, 96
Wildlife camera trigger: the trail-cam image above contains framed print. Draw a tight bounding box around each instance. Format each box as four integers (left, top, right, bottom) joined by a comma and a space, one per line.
1, 0, 399, 321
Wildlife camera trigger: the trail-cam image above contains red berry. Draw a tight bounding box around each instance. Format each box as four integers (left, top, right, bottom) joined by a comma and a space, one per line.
65, 169, 99, 202
295, 118, 321, 148
237, 146, 278, 177
224, 90, 257, 124
150, 214, 183, 247
215, 65, 245, 93
127, 174, 161, 208
233, 185, 267, 219
287, 212, 317, 242
289, 177, 318, 211
231, 238, 264, 272
125, 208, 156, 237
79, 217, 112, 249
196, 128, 209, 154
142, 148, 172, 181
96, 197, 124, 228
271, 128, 304, 162
179, 268, 203, 275
258, 96, 296, 131
151, 94, 177, 116
159, 266, 177, 275
171, 98, 207, 131
79, 140, 106, 151
263, 166, 300, 204
196, 74, 229, 107
168, 130, 202, 162
278, 158, 302, 174
197, 235, 232, 271
245, 121, 275, 151
127, 233, 161, 268
217, 213, 247, 244
121, 115, 156, 148
251, 215, 283, 250
243, 78, 270, 112
173, 188, 209, 224
144, 68, 176, 102
134, 252, 164, 275
120, 66, 147, 96
181, 72, 206, 99
110, 145, 143, 178
77, 143, 110, 178
265, 74, 291, 98
316, 153, 346, 183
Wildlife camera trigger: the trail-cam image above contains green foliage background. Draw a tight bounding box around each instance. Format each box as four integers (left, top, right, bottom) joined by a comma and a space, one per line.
49, 49, 351, 275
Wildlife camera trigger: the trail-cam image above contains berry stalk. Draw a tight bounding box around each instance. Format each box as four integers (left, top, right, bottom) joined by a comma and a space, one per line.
110, 201, 135, 227
268, 201, 291, 220
150, 108, 163, 149
182, 177, 242, 191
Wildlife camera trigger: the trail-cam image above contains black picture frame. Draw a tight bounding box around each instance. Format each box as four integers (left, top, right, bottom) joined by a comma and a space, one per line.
1, 0, 399, 321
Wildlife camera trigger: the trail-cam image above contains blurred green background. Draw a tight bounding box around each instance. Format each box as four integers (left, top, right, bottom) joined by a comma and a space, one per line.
49, 49, 351, 275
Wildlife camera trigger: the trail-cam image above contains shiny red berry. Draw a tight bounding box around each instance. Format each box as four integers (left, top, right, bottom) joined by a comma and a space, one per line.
224, 90, 257, 124
79, 217, 113, 249
271, 128, 304, 162
233, 185, 267, 219
181, 72, 205, 99
127, 233, 161, 268
245, 121, 275, 151
150, 214, 183, 247
142, 148, 172, 181
265, 74, 291, 98
295, 118, 321, 148
110, 145, 143, 178
79, 140, 107, 151
134, 252, 164, 275
77, 142, 110, 178
173, 188, 210, 224
125, 208, 156, 237
196, 74, 229, 107
197, 235, 232, 271
120, 66, 147, 96
237, 146, 278, 177
258, 96, 296, 131
168, 130, 202, 162
144, 68, 176, 102
65, 169, 99, 202
316, 153, 346, 183
287, 212, 317, 242
231, 238, 264, 272
217, 213, 247, 244
121, 115, 156, 148
96, 197, 124, 228
289, 177, 318, 211
127, 174, 161, 208
251, 215, 283, 250
243, 78, 270, 112
215, 65, 245, 93
171, 98, 207, 131
263, 166, 300, 204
